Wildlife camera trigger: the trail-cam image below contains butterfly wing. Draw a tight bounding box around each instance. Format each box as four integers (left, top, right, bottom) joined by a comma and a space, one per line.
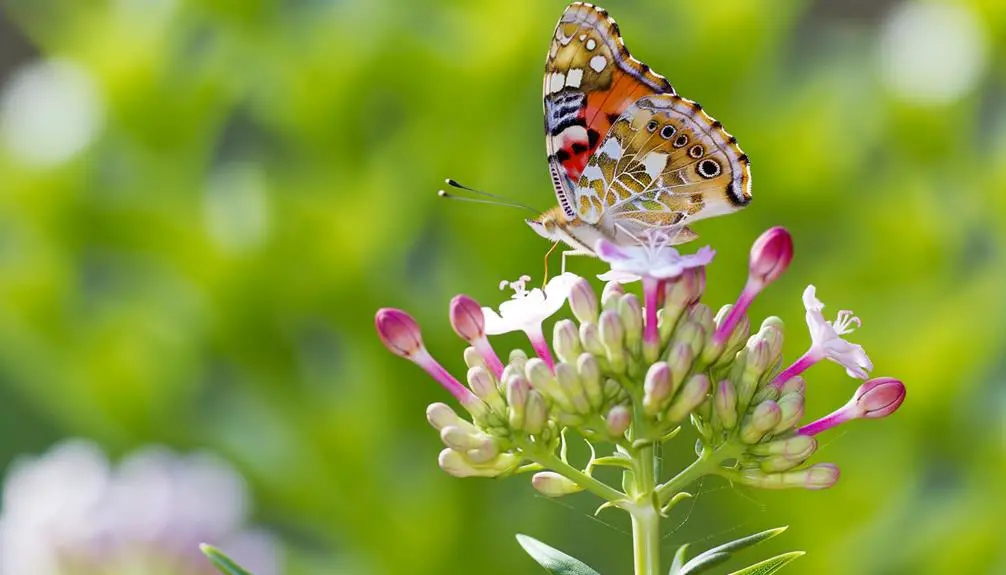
544, 2, 674, 219
574, 94, 752, 240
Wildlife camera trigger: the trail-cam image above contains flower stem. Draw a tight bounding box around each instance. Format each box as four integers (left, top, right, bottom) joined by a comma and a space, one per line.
630, 442, 661, 575
770, 348, 820, 388
519, 440, 626, 503
655, 444, 740, 505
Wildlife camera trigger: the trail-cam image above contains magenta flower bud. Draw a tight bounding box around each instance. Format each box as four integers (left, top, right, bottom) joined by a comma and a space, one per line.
798, 377, 906, 436
569, 277, 598, 323
642, 362, 672, 416
605, 405, 631, 437
749, 226, 793, 287
375, 308, 425, 358
450, 295, 485, 342
714, 379, 738, 430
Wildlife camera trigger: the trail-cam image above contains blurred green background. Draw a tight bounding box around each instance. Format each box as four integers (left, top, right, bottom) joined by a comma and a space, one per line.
1, 0, 1004, 573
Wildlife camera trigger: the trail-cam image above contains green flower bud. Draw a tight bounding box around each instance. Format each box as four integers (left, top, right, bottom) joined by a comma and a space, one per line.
737, 339, 771, 407
506, 376, 530, 430
532, 471, 584, 497
556, 362, 591, 415
643, 362, 672, 416
740, 400, 781, 444
670, 320, 705, 360
604, 378, 627, 404
605, 405, 631, 437
524, 390, 549, 435
464, 346, 486, 371
739, 463, 839, 490
665, 267, 704, 310
666, 374, 710, 423
657, 308, 677, 344
688, 303, 714, 337
705, 305, 750, 366
553, 319, 582, 364
509, 349, 528, 371
601, 281, 625, 310
714, 379, 738, 430
750, 434, 816, 457
774, 393, 805, 433
466, 441, 502, 464
758, 325, 784, 365
438, 449, 518, 478
751, 383, 781, 405
440, 426, 484, 451
525, 358, 577, 414
467, 367, 505, 413
666, 342, 693, 395
760, 316, 784, 337
577, 353, 604, 411
569, 277, 599, 323
619, 293, 643, 350
579, 322, 606, 356
781, 376, 806, 396
599, 310, 626, 372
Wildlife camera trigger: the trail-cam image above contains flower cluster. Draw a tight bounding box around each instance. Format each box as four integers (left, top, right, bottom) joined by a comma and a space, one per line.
375, 226, 906, 573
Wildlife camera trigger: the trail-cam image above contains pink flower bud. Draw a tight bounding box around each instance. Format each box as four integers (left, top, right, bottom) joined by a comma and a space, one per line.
853, 377, 906, 419
749, 226, 793, 287
449, 294, 485, 342
375, 308, 425, 358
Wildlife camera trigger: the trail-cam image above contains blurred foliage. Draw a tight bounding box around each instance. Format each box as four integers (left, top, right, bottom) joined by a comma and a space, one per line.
0, 0, 1004, 574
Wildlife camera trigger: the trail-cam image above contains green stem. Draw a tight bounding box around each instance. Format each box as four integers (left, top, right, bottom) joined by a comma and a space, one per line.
655, 444, 741, 505
630, 504, 662, 575
518, 439, 626, 503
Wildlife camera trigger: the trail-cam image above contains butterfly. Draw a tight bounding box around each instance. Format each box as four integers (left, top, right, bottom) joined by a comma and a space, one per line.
527, 2, 752, 259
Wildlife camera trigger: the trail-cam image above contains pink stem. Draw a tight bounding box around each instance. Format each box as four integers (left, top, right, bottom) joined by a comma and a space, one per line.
473, 336, 505, 379
712, 279, 759, 346
798, 406, 854, 436
770, 349, 821, 389
414, 350, 478, 405
643, 276, 661, 346
525, 325, 555, 370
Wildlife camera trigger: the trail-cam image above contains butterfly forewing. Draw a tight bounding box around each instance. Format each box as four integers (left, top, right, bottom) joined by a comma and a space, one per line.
544, 2, 674, 218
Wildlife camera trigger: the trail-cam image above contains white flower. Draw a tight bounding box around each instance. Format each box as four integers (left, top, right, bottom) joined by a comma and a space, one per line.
803, 285, 873, 379
482, 273, 578, 336
0, 439, 281, 575
595, 232, 715, 283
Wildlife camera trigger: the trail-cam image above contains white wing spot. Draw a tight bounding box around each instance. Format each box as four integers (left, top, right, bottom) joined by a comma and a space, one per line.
579, 34, 587, 41
586, 38, 597, 51
566, 68, 583, 88
642, 152, 668, 179
549, 72, 566, 94
590, 55, 607, 73
599, 137, 622, 160
583, 164, 605, 183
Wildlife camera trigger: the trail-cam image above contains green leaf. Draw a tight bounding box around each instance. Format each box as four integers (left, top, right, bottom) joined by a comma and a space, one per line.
516, 534, 602, 575
200, 544, 255, 575
678, 526, 789, 575
670, 544, 690, 574
727, 551, 805, 575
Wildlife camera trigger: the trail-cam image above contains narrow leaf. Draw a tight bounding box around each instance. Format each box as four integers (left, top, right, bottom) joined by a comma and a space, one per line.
727, 551, 804, 575
669, 544, 690, 574
679, 552, 730, 575
200, 544, 255, 575
680, 526, 788, 574
516, 534, 602, 575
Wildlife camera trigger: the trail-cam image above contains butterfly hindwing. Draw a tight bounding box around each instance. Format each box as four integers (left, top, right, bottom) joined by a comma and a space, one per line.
544, 2, 674, 219
574, 94, 752, 237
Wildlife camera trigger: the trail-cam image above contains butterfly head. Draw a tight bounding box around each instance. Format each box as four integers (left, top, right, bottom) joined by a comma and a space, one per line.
525, 206, 567, 242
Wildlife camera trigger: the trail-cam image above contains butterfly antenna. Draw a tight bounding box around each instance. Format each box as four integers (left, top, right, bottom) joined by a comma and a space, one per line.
439, 178, 540, 214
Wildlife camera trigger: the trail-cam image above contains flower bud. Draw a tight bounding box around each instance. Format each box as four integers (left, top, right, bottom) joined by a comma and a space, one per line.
438, 449, 517, 478
467, 367, 505, 412
643, 362, 672, 416
666, 342, 693, 395
577, 353, 604, 410
601, 281, 625, 310
599, 310, 626, 371
569, 277, 599, 323
657, 308, 677, 344
748, 227, 793, 288
605, 405, 631, 437
532, 471, 584, 497
671, 320, 705, 360
706, 305, 750, 365
774, 393, 805, 432
749, 434, 817, 458
556, 362, 591, 414
751, 384, 780, 405
440, 426, 484, 450
714, 380, 738, 430
506, 376, 530, 430
619, 293, 643, 349
665, 267, 704, 310
509, 349, 528, 370
758, 325, 784, 365
464, 346, 486, 370
427, 402, 462, 431
740, 400, 781, 444
738, 462, 839, 490
761, 315, 785, 334
780, 376, 805, 396
524, 390, 549, 435
853, 377, 906, 419
466, 441, 502, 464
688, 304, 714, 337
666, 374, 710, 423
553, 319, 582, 364
375, 308, 424, 358
526, 358, 575, 413
450, 295, 485, 342
737, 339, 772, 407
579, 322, 606, 356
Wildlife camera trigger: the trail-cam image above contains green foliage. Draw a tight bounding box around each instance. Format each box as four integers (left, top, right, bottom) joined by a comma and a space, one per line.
516, 534, 602, 575
726, 552, 804, 575
201, 544, 255, 575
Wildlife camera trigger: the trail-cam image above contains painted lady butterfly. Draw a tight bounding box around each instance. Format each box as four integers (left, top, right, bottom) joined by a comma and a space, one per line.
527, 2, 752, 257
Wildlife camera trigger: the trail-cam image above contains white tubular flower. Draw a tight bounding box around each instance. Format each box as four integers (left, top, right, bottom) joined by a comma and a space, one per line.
802, 285, 873, 379
482, 273, 578, 369
0, 439, 280, 575
595, 232, 715, 284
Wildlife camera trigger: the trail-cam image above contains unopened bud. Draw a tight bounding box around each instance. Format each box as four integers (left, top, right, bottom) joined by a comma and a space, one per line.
467, 367, 505, 412
599, 310, 626, 371
714, 380, 738, 430
758, 325, 784, 365
506, 376, 530, 429
671, 320, 705, 360
643, 362, 672, 416
509, 349, 528, 370
524, 390, 549, 435
601, 281, 625, 310
438, 449, 517, 478
740, 400, 781, 444
749, 434, 817, 458
553, 320, 582, 363
666, 374, 710, 423
569, 277, 599, 323
579, 322, 605, 356
748, 226, 793, 288
853, 377, 906, 419
738, 462, 839, 490
737, 339, 772, 407
751, 384, 780, 405
665, 342, 693, 394
774, 393, 805, 432
688, 304, 714, 337
464, 346, 486, 370
707, 305, 750, 365
605, 405, 631, 437
657, 308, 678, 343
619, 293, 643, 349
427, 402, 462, 430
780, 376, 805, 396
532, 471, 583, 497
375, 308, 425, 358
449, 295, 485, 342
440, 426, 484, 451
577, 353, 604, 410
526, 357, 575, 413
665, 267, 704, 310
556, 362, 591, 414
